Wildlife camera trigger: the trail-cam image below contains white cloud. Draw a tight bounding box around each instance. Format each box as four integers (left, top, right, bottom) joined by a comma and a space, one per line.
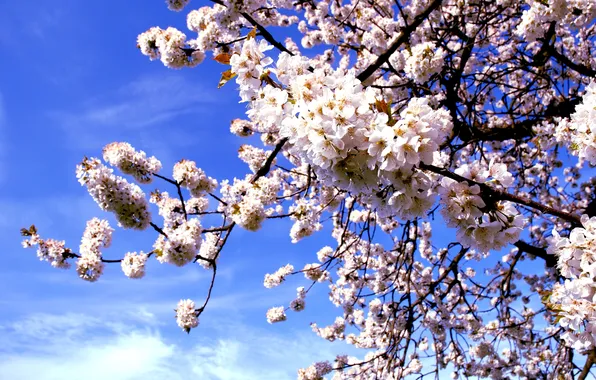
0, 3, 64, 47
187, 326, 341, 380
70, 75, 211, 129
0, 314, 179, 380
51, 74, 221, 152
0, 311, 352, 380
46, 73, 235, 173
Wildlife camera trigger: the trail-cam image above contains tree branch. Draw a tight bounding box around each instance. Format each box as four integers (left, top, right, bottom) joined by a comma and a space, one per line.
551, 48, 596, 78
356, 0, 443, 83
240, 12, 294, 57
419, 163, 581, 225
253, 137, 288, 181
513, 240, 558, 269
578, 348, 596, 380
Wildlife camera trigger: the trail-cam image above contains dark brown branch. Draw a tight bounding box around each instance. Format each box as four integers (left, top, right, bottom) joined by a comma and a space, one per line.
356, 0, 443, 83
153, 172, 177, 185
63, 249, 155, 264
529, 22, 556, 67
188, 211, 224, 216
192, 137, 289, 313
202, 225, 233, 233
253, 137, 289, 181
176, 184, 188, 219
514, 241, 557, 269
411, 247, 468, 310
419, 163, 581, 225
267, 212, 294, 219
551, 48, 596, 78
197, 262, 217, 317
208, 192, 228, 206
578, 348, 596, 380
150, 222, 168, 238
153, 172, 188, 219
240, 12, 294, 57
471, 96, 581, 142
497, 190, 580, 225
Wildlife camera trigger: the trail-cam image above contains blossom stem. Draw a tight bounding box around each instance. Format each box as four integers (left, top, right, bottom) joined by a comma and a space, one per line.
419, 163, 581, 225
356, 0, 443, 83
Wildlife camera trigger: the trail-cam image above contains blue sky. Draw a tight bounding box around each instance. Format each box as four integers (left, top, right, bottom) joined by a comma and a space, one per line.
0, 1, 364, 379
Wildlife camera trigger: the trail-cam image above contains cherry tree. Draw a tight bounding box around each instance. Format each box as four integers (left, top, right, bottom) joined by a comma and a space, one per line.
19, 0, 596, 378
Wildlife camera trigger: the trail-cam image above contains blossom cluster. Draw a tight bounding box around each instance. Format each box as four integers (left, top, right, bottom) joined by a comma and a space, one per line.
197, 232, 221, 268
556, 80, 596, 165
76, 157, 151, 230
237, 145, 272, 174
404, 42, 446, 84
21, 227, 70, 269
166, 0, 190, 12
150, 190, 208, 229
266, 306, 287, 324
288, 199, 323, 243
516, 0, 596, 41
230, 38, 275, 102
153, 219, 203, 267
264, 263, 294, 288
297, 361, 333, 380
231, 44, 454, 218
173, 159, 217, 197
439, 162, 523, 252
76, 218, 113, 282
137, 26, 204, 69
230, 118, 254, 137
289, 286, 306, 312
121, 251, 149, 279
102, 142, 162, 184
218, 174, 281, 231
548, 215, 596, 350
175, 299, 199, 333
150, 190, 187, 228
21, 219, 114, 283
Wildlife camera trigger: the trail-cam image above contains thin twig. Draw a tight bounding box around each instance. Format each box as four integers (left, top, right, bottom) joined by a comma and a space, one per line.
356, 0, 443, 83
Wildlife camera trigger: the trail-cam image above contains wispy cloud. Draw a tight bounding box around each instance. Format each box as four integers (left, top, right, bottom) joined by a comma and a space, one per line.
0, 312, 179, 380
0, 3, 64, 48
70, 75, 218, 129
187, 322, 348, 380
54, 75, 218, 130
0, 310, 352, 380
50, 74, 230, 165
0, 271, 293, 326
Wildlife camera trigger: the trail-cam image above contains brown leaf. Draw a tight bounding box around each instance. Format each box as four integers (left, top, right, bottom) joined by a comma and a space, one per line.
375, 98, 389, 114
213, 53, 231, 65
20, 224, 37, 236
218, 70, 237, 88
247, 26, 257, 39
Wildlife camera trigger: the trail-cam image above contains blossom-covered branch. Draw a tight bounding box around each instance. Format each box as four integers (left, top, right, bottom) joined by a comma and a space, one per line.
20, 0, 596, 378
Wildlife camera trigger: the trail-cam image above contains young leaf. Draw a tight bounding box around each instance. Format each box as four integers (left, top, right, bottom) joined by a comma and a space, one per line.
247, 26, 257, 39
214, 53, 231, 65
218, 70, 236, 88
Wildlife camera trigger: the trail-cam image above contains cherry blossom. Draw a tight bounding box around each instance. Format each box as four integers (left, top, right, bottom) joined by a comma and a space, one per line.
20, 0, 596, 378
175, 299, 199, 333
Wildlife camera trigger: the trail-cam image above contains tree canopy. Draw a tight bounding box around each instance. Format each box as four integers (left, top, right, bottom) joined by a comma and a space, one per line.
20, 0, 596, 378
